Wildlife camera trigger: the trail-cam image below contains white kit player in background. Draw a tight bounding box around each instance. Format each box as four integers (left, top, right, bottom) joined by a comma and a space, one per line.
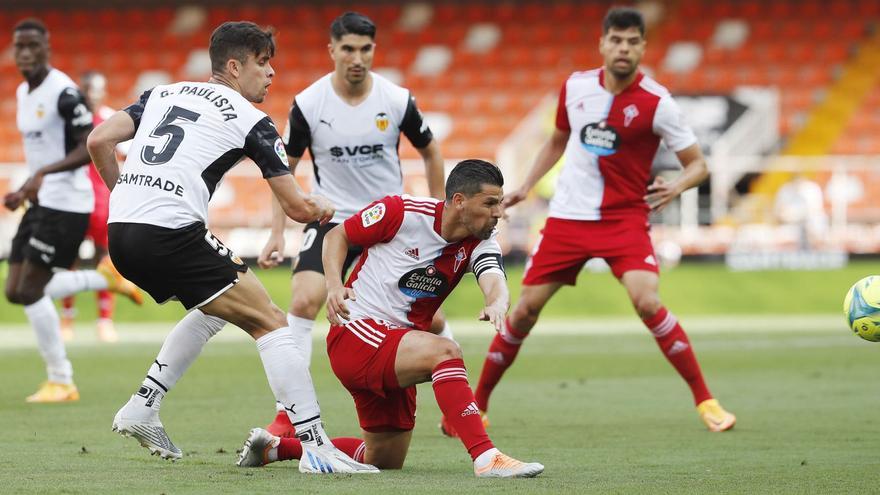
4, 18, 141, 404
86, 21, 377, 473
256, 12, 449, 439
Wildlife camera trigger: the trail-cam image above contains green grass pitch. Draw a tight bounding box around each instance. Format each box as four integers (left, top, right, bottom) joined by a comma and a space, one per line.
1, 261, 880, 493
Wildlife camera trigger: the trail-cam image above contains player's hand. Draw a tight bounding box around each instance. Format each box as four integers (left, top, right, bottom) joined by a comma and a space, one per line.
502, 187, 528, 209
3, 191, 24, 211
257, 233, 285, 269
313, 195, 335, 226
326, 286, 356, 326
20, 172, 44, 202
645, 176, 680, 213
479, 304, 506, 333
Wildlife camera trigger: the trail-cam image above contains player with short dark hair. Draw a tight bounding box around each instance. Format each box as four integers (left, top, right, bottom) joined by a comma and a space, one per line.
466, 6, 736, 434
258, 11, 449, 438
4, 18, 141, 403
87, 21, 376, 473
237, 160, 543, 478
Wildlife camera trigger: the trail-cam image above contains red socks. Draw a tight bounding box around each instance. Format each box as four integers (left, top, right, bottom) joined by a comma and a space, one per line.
97, 290, 114, 319
278, 437, 366, 462
474, 317, 529, 412
643, 307, 712, 405
432, 358, 493, 460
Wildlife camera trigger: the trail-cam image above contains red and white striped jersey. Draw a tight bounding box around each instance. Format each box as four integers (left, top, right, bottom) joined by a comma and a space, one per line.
550, 68, 697, 221
342, 195, 504, 331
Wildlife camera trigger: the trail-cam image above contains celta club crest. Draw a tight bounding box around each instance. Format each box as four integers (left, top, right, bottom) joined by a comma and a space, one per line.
453, 247, 467, 273
375, 112, 390, 131
623, 104, 639, 127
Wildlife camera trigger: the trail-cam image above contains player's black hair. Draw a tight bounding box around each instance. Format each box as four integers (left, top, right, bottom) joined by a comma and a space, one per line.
445, 159, 504, 199
603, 7, 646, 37
330, 12, 376, 40
13, 18, 48, 36
209, 21, 276, 74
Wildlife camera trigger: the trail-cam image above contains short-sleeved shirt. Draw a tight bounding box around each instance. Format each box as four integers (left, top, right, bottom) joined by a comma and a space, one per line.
109, 82, 290, 229
342, 195, 504, 330
16, 69, 94, 213
283, 73, 433, 223
550, 68, 697, 221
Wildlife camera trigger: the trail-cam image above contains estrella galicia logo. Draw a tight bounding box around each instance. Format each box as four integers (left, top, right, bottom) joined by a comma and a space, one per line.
580, 121, 619, 156
398, 265, 449, 298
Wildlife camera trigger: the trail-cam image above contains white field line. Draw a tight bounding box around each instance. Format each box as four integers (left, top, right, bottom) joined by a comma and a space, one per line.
0, 314, 848, 350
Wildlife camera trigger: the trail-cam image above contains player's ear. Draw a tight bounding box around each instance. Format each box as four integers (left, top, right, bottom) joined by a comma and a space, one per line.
226, 58, 240, 78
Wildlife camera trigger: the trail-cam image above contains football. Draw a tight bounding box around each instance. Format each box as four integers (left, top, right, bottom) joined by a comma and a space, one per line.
843, 276, 880, 342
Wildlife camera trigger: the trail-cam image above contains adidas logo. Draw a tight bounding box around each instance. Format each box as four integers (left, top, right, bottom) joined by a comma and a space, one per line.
487, 351, 505, 364
404, 247, 420, 260
461, 402, 480, 417
667, 340, 689, 355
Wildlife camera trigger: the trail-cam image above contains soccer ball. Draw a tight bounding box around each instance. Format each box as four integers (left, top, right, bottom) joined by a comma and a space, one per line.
843, 276, 880, 342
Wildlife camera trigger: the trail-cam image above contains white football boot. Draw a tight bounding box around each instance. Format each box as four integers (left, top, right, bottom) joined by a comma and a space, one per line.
299, 443, 380, 474
474, 449, 544, 478
112, 393, 182, 460
236, 428, 278, 467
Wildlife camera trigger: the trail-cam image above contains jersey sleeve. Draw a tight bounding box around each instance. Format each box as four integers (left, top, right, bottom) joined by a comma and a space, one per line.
283, 100, 311, 158
57, 87, 94, 136
122, 89, 152, 131
554, 81, 570, 132
400, 94, 433, 149
343, 195, 406, 248
469, 230, 506, 280
243, 116, 292, 179
653, 95, 698, 152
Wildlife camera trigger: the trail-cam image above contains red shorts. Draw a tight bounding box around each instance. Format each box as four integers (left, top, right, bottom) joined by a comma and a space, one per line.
327, 319, 416, 432
523, 216, 658, 285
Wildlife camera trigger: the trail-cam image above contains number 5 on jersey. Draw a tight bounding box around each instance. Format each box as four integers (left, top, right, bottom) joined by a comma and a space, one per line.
141, 105, 201, 165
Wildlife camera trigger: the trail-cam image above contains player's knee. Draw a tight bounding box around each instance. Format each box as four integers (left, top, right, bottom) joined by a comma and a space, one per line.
15, 286, 44, 306
512, 301, 541, 330
433, 338, 462, 364
290, 293, 322, 319
5, 287, 23, 305
633, 294, 661, 319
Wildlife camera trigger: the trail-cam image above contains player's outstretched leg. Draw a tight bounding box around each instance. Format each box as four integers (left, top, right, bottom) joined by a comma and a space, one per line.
623, 270, 736, 432
112, 309, 226, 460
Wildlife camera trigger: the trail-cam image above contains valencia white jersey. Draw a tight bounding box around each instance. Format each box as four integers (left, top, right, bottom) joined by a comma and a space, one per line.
109, 82, 291, 228
283, 72, 433, 223
16, 69, 94, 213
342, 195, 504, 331
551, 68, 697, 221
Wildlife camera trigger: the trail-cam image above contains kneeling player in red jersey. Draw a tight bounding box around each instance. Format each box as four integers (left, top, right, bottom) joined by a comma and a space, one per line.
462, 7, 736, 434
237, 160, 543, 478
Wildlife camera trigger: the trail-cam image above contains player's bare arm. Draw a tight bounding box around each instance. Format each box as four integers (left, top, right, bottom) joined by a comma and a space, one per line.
644, 143, 709, 212
258, 155, 303, 269
322, 224, 356, 325
20, 124, 92, 200
477, 272, 509, 332
417, 139, 445, 200
87, 110, 136, 191
267, 174, 334, 225
504, 127, 569, 208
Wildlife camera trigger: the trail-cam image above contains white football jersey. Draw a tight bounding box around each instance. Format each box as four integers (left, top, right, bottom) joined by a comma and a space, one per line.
283, 72, 433, 223
342, 195, 504, 330
109, 82, 291, 228
16, 69, 94, 213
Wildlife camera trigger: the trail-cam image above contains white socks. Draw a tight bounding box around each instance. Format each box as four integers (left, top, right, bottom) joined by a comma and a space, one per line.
24, 295, 73, 384
275, 314, 315, 413
130, 310, 226, 413
438, 321, 455, 341
256, 327, 328, 445
288, 313, 314, 364
44, 270, 108, 299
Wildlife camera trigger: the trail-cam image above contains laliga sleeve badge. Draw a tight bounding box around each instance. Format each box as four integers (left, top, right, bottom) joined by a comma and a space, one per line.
274, 138, 289, 164
361, 203, 386, 227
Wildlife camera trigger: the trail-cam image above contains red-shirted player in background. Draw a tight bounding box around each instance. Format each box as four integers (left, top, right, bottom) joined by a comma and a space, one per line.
461, 7, 735, 433
60, 71, 122, 342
